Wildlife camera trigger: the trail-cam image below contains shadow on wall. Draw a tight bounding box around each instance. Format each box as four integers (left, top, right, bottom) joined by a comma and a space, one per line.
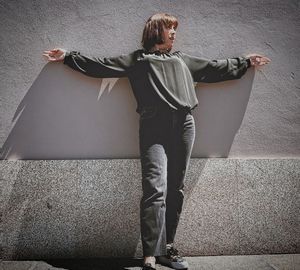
0, 62, 254, 160
194, 70, 254, 157
0, 62, 140, 160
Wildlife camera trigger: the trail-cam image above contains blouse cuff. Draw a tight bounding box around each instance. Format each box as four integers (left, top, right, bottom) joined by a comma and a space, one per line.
246, 58, 251, 68
63, 51, 81, 65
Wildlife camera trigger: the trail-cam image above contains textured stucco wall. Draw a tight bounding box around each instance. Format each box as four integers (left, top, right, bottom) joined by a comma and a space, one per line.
0, 0, 299, 158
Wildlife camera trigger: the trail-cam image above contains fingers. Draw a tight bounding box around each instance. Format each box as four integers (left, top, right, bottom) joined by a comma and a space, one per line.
246, 53, 270, 68
42, 53, 61, 62
248, 54, 271, 67
255, 58, 270, 66
42, 48, 63, 62
43, 49, 58, 53
257, 56, 271, 66
263, 56, 271, 62
42, 54, 52, 61
43, 48, 62, 55
43, 51, 56, 57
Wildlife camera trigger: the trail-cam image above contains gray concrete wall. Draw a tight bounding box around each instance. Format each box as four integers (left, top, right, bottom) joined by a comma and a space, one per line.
0, 0, 299, 159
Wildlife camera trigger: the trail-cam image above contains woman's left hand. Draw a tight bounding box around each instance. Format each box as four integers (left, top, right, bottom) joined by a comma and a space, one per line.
245, 53, 271, 67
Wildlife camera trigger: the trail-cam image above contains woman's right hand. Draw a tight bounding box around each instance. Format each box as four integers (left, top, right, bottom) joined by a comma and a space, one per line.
43, 48, 67, 62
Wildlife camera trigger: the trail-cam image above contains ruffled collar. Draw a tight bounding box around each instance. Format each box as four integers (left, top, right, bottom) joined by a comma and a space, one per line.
142, 49, 172, 56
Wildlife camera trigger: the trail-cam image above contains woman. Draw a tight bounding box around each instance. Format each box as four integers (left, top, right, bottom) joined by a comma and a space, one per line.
43, 13, 270, 270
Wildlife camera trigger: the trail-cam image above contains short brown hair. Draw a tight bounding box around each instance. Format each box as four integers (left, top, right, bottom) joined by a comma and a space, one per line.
141, 13, 178, 51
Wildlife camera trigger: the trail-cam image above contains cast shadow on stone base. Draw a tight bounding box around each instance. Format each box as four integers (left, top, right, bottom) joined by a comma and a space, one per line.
1, 159, 208, 260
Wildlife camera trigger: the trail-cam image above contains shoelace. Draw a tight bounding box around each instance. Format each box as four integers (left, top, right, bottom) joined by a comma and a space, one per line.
167, 246, 183, 261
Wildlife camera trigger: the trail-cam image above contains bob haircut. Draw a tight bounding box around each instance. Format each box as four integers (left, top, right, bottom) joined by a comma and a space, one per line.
141, 13, 178, 51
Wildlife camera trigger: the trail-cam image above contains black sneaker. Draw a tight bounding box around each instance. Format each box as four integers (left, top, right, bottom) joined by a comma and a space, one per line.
156, 244, 189, 269
141, 262, 156, 270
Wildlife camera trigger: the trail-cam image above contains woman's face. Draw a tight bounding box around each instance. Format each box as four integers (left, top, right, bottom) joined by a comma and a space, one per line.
159, 24, 177, 51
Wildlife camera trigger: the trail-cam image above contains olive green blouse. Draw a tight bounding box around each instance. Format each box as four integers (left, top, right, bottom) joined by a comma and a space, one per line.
63, 49, 251, 114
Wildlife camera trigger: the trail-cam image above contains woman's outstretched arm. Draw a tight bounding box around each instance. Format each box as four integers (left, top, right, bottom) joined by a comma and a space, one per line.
180, 52, 270, 83
43, 48, 136, 78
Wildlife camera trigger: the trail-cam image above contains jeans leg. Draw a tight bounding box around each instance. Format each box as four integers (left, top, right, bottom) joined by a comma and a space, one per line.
166, 112, 195, 244
139, 114, 169, 256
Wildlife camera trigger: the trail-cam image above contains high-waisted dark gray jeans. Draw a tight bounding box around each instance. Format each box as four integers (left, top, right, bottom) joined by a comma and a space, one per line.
139, 104, 196, 257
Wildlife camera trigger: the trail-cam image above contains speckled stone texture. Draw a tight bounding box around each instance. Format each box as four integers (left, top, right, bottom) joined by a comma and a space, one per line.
1, 159, 299, 260
177, 159, 300, 256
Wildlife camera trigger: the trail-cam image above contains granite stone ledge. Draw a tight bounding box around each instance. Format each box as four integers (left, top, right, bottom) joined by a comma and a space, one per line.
0, 158, 299, 259
1, 254, 299, 270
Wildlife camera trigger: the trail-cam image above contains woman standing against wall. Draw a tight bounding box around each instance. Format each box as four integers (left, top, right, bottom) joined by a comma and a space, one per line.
43, 13, 270, 270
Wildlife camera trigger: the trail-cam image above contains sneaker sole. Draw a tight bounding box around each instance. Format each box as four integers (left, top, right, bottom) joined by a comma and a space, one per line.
156, 256, 189, 269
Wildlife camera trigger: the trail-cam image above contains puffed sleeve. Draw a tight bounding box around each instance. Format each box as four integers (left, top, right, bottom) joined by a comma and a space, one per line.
180, 52, 251, 83
63, 50, 137, 78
